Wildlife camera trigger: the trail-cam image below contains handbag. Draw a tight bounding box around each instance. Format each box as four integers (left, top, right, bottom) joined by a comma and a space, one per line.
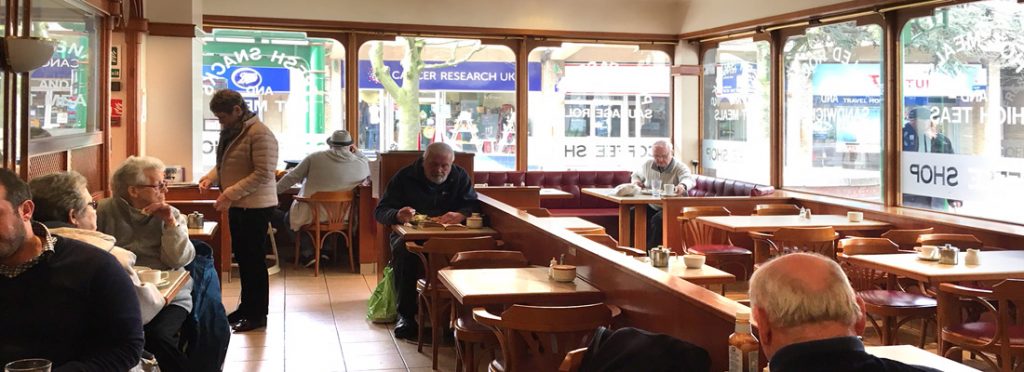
366, 266, 398, 323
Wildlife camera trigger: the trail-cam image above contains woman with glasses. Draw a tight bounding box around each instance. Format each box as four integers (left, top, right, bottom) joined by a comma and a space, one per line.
97, 156, 196, 372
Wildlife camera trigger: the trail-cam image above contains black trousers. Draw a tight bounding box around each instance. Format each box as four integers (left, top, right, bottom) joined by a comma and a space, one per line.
647, 205, 663, 250
389, 233, 423, 322
229, 207, 273, 319
145, 304, 188, 372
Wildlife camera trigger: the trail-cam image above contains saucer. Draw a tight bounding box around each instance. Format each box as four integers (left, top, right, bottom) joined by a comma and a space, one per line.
155, 279, 170, 287
916, 256, 940, 262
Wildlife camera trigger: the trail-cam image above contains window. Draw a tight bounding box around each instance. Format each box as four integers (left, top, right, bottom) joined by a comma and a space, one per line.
199, 29, 345, 175
783, 22, 884, 200
357, 37, 517, 171
899, 0, 1024, 223
29, 0, 102, 141
527, 44, 670, 171
702, 38, 771, 185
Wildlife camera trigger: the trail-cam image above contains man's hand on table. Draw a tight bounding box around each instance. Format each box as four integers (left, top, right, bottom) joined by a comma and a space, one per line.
397, 207, 417, 224
435, 212, 466, 225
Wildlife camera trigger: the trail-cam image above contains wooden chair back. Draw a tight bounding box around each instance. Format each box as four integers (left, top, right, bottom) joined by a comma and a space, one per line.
449, 250, 529, 270
837, 238, 899, 291
939, 279, 1024, 371
918, 233, 983, 250
298, 190, 355, 230
881, 228, 934, 251
558, 348, 587, 372
474, 303, 613, 372
769, 226, 839, 259
408, 236, 500, 291
580, 234, 646, 257
679, 206, 732, 248
523, 208, 553, 217
754, 204, 802, 216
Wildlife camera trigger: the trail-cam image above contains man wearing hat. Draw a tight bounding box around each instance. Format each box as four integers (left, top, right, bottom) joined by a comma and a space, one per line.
277, 130, 370, 266
902, 107, 929, 152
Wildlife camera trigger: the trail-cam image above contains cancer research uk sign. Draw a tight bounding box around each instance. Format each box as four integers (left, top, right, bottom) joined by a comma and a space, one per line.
901, 151, 1024, 201
359, 61, 541, 92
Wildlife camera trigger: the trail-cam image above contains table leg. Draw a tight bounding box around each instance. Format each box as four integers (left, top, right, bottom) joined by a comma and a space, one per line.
936, 281, 958, 356
634, 207, 647, 250
618, 205, 631, 247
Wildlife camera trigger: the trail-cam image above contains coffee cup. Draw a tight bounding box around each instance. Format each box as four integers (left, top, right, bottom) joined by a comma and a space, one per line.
847, 211, 864, 222
683, 254, 705, 269
551, 264, 577, 282
916, 245, 938, 260
138, 269, 168, 285
663, 183, 676, 196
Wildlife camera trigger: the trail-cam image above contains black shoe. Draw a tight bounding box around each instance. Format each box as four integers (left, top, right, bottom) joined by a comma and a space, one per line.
394, 317, 418, 340
227, 310, 244, 324
231, 317, 267, 332
302, 256, 317, 268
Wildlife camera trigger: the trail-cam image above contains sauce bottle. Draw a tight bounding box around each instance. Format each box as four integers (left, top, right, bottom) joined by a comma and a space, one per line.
729, 310, 760, 372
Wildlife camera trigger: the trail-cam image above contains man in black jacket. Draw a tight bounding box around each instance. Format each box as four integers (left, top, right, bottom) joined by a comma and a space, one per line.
374, 142, 479, 341
0, 168, 144, 371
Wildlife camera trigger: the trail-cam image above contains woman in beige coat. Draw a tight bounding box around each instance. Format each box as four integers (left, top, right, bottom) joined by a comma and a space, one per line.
199, 89, 279, 333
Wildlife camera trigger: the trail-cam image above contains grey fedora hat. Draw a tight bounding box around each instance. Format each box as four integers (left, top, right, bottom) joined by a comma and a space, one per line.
326, 130, 353, 146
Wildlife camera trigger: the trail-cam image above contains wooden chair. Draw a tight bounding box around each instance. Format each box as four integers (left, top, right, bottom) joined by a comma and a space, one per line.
580, 234, 647, 257
407, 236, 501, 370
880, 227, 934, 251
917, 233, 984, 250
678, 206, 752, 280
523, 208, 553, 217
473, 303, 617, 372
558, 348, 587, 372
939, 279, 1024, 372
753, 203, 802, 216
763, 226, 839, 260
292, 190, 355, 276
449, 250, 530, 372
838, 238, 936, 346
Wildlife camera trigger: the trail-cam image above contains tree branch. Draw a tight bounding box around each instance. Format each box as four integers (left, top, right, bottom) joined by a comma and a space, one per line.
423, 44, 487, 70
369, 41, 405, 100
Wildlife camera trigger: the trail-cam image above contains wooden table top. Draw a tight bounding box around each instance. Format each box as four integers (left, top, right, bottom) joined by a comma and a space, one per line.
539, 188, 574, 199
865, 345, 979, 371
845, 250, 1024, 283
392, 224, 499, 241
438, 267, 604, 306
539, 217, 605, 233
187, 221, 218, 239
634, 257, 736, 285
581, 188, 664, 205
695, 214, 891, 233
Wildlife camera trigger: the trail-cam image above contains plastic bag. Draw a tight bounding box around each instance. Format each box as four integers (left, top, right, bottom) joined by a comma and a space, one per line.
367, 266, 397, 323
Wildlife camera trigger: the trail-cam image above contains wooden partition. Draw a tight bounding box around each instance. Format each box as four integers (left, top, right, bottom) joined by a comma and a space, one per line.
476, 186, 541, 209
480, 194, 748, 371
165, 185, 232, 282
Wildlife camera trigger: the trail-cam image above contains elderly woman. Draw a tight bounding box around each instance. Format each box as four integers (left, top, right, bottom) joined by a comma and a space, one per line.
29, 171, 165, 324
98, 156, 194, 372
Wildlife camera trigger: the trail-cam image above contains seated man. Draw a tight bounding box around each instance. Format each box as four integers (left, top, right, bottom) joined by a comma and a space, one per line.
97, 156, 196, 372
749, 253, 940, 372
277, 130, 370, 266
631, 140, 695, 250
30, 171, 165, 324
0, 168, 144, 370
374, 142, 479, 341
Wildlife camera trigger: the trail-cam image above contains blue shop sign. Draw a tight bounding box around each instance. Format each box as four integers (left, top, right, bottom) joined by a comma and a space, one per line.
201, 65, 291, 93
358, 60, 541, 91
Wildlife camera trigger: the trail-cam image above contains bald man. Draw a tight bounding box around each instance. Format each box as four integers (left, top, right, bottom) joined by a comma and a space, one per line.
749, 253, 939, 372
374, 143, 479, 342
630, 140, 695, 249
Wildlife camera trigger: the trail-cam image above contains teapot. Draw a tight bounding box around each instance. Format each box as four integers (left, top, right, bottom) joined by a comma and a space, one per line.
938, 244, 959, 265
649, 246, 674, 268
187, 212, 205, 229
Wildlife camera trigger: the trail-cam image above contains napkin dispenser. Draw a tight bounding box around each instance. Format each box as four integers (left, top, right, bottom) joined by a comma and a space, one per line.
938, 244, 959, 265
187, 212, 205, 229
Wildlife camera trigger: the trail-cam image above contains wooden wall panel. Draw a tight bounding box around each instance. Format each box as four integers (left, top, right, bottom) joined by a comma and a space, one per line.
27, 152, 66, 180
70, 145, 103, 192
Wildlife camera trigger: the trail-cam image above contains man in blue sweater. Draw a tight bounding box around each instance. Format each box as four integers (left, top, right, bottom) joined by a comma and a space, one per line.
374, 143, 479, 342
0, 168, 144, 371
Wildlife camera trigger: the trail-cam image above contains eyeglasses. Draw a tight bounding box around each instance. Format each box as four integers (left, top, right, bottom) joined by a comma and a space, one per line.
86, 200, 98, 209
135, 181, 168, 191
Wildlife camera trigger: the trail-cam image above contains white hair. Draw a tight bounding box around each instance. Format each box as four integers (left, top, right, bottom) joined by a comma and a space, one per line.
111, 156, 166, 198
424, 142, 454, 160
748, 253, 861, 329
652, 140, 673, 152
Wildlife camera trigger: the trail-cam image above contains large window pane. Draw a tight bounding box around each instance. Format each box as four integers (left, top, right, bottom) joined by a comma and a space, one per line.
899, 0, 1024, 223
783, 22, 884, 200
702, 38, 771, 185
357, 37, 517, 171
29, 0, 101, 140
200, 29, 345, 175
527, 44, 670, 171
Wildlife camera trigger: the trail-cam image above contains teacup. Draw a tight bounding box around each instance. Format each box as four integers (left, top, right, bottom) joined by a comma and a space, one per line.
847, 211, 864, 222
663, 183, 676, 196
916, 245, 939, 260
682, 254, 706, 269
138, 269, 168, 285
551, 264, 577, 282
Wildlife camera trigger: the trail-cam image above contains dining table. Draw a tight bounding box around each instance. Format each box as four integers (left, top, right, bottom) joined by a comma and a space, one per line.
694, 214, 891, 233
391, 224, 499, 241
438, 267, 604, 307
539, 216, 606, 234
581, 187, 665, 249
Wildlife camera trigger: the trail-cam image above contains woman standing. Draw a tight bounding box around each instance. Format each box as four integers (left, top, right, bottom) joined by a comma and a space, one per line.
199, 89, 279, 332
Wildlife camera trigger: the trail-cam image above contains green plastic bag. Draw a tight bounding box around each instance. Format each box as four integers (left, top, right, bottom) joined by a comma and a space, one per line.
367, 266, 397, 323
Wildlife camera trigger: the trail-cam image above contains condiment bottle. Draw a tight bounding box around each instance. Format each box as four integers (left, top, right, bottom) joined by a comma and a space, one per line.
549, 257, 557, 279
729, 310, 760, 372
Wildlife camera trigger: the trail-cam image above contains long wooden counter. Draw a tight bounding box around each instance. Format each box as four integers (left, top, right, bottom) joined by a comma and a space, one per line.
479, 194, 748, 371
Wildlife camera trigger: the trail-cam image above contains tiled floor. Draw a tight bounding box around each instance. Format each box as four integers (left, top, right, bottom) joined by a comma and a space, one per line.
220, 264, 458, 372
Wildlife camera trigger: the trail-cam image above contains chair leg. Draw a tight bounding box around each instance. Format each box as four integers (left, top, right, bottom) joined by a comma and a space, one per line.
919, 318, 928, 348
417, 294, 426, 353
313, 233, 322, 277
293, 230, 302, 267
347, 233, 356, 273
432, 299, 443, 370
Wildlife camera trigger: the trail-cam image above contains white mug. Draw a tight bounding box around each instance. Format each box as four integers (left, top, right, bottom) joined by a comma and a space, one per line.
682, 254, 705, 269
847, 211, 864, 222
138, 269, 168, 285
663, 183, 676, 195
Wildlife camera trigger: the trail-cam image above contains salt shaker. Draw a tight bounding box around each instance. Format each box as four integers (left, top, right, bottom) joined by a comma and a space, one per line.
804, 208, 813, 220
965, 248, 980, 265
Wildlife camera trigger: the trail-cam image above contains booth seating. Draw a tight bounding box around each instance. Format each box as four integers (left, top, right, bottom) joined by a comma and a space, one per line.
688, 175, 776, 197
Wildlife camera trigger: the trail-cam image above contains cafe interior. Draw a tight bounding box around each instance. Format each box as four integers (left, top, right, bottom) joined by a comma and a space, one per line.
3, 0, 1024, 370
